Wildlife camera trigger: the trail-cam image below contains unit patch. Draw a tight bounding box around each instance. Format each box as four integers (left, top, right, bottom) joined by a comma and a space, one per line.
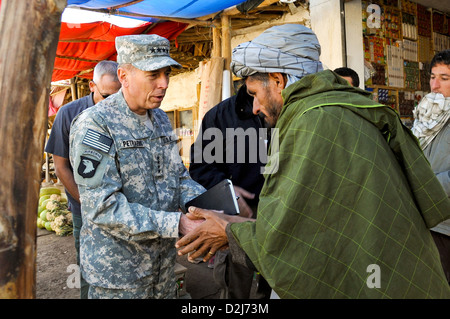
82, 149, 103, 161
78, 156, 100, 178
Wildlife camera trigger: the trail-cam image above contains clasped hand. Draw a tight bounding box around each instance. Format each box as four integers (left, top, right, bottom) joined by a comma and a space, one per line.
176, 207, 230, 262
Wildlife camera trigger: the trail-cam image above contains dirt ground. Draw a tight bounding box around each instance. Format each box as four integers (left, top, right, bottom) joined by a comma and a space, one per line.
36, 227, 224, 299
36, 228, 80, 299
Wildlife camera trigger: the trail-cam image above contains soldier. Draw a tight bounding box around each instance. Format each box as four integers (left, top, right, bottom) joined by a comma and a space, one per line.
45, 60, 121, 299
69, 34, 205, 299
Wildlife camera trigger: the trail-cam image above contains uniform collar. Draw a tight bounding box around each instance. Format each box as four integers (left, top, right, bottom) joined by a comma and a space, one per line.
116, 89, 168, 140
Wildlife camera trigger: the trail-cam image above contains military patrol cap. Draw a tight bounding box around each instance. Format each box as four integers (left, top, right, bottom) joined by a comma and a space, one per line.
116, 34, 182, 71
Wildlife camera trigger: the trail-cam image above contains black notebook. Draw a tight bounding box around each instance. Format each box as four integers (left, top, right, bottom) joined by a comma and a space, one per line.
185, 179, 240, 215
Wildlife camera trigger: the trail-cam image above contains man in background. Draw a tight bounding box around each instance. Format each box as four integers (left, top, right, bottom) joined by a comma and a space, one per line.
334, 66, 360, 87
189, 83, 271, 299
412, 49, 450, 283
45, 60, 121, 298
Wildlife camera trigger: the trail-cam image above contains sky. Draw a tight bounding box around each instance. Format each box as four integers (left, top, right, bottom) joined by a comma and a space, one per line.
61, 7, 148, 27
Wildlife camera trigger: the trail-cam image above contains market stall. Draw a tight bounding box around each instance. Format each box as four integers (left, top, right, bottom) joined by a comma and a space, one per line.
362, 0, 449, 127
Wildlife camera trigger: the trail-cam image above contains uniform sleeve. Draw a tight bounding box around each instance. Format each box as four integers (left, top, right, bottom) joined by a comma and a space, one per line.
69, 114, 182, 242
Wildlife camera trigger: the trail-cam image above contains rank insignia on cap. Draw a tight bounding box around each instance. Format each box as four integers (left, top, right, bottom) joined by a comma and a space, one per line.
82, 129, 113, 153
78, 156, 100, 178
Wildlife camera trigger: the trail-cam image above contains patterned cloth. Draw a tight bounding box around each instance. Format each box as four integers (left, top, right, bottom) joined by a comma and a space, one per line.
411, 92, 450, 150
230, 24, 323, 78
229, 70, 450, 298
69, 89, 205, 297
116, 34, 181, 71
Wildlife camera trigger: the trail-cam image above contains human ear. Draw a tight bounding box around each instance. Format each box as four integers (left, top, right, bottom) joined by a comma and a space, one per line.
117, 68, 128, 88
268, 72, 286, 92
88, 80, 96, 93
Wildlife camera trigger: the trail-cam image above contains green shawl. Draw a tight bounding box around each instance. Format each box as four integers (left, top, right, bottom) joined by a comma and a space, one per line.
230, 70, 450, 298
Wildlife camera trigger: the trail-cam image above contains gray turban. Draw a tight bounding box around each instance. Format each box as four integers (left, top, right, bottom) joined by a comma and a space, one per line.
230, 24, 323, 79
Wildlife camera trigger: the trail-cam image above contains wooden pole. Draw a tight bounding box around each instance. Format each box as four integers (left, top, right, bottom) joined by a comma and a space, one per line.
211, 21, 221, 59
0, 0, 67, 299
221, 14, 234, 96
221, 14, 232, 72
70, 77, 77, 101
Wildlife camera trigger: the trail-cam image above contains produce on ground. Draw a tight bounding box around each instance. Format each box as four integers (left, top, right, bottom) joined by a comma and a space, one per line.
37, 186, 72, 236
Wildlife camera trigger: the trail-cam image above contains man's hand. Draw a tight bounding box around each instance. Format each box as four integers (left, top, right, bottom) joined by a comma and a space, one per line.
234, 186, 255, 218
178, 212, 204, 237
176, 207, 230, 262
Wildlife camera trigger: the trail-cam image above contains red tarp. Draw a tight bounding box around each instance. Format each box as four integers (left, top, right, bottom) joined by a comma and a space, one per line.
52, 20, 188, 82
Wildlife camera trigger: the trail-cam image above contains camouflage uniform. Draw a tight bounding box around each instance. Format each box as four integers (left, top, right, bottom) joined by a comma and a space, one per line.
69, 34, 205, 299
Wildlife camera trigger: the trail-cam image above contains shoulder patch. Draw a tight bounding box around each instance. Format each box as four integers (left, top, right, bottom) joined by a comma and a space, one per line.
82, 149, 102, 161
82, 129, 113, 153
77, 156, 100, 178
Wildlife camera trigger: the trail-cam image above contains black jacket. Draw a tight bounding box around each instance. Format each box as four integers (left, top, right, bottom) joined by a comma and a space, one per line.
189, 85, 268, 207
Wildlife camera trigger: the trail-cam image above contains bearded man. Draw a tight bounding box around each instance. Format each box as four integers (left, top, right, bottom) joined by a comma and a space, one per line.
176, 24, 450, 299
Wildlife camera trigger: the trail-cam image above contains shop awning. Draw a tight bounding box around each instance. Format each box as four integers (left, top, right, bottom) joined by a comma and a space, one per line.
52, 0, 250, 81
66, 0, 247, 20
1, 1, 278, 82
53, 20, 188, 82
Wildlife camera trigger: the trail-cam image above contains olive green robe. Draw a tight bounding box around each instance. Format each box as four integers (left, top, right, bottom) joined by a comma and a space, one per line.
230, 70, 450, 298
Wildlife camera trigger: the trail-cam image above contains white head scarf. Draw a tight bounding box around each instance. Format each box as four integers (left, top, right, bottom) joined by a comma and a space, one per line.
411, 92, 450, 149
230, 24, 323, 84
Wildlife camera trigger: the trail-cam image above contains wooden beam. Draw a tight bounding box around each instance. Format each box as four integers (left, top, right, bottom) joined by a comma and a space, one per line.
70, 78, 78, 101
76, 68, 95, 78
233, 13, 287, 20
250, 5, 291, 12
0, 0, 66, 299
55, 55, 101, 64
59, 39, 109, 43
71, 7, 214, 27
222, 0, 282, 16
111, 0, 144, 10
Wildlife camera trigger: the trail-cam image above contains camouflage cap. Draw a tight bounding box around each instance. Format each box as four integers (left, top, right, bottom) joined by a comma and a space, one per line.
116, 34, 182, 71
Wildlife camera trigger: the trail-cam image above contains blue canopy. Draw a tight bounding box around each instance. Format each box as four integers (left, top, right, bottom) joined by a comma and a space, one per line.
67, 0, 248, 20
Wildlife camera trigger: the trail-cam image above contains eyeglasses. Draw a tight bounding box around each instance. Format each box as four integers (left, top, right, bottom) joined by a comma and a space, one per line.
92, 81, 112, 99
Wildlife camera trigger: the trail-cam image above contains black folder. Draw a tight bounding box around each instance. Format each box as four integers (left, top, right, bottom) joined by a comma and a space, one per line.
185, 179, 240, 215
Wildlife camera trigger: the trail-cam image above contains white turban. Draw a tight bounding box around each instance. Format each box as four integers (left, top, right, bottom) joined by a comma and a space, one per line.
230, 24, 323, 80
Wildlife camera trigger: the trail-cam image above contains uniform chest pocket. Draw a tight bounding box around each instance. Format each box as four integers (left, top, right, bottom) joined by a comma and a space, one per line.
156, 137, 182, 210
116, 142, 154, 202
116, 137, 181, 208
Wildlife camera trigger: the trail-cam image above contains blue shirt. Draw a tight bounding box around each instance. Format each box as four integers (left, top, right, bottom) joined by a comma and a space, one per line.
45, 93, 95, 215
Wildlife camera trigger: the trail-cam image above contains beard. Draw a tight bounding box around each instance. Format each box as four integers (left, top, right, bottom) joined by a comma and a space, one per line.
260, 91, 283, 128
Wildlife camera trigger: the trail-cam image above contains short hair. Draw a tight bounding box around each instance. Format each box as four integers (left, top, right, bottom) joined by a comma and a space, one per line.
430, 49, 450, 72
334, 67, 360, 87
93, 60, 119, 83
247, 72, 270, 87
